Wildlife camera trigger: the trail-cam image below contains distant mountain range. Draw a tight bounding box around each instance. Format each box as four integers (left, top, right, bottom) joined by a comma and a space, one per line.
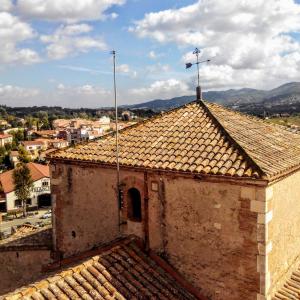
124, 82, 300, 114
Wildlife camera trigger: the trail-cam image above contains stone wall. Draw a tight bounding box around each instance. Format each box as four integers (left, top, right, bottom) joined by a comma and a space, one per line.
51, 163, 120, 257
51, 162, 266, 299
152, 174, 262, 300
0, 249, 51, 295
268, 170, 300, 297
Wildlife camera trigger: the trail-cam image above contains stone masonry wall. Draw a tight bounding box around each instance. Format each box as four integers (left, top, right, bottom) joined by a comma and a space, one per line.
51, 162, 265, 299
0, 250, 51, 295
268, 170, 300, 298
51, 162, 120, 257
158, 175, 263, 300
120, 171, 264, 299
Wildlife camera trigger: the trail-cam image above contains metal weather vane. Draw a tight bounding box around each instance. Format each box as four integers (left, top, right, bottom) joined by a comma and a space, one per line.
185, 48, 211, 100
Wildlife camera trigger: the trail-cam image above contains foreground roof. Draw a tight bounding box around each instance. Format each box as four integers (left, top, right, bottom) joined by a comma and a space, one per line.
273, 265, 300, 299
49, 100, 300, 181
0, 162, 49, 193
2, 237, 199, 300
0, 225, 52, 250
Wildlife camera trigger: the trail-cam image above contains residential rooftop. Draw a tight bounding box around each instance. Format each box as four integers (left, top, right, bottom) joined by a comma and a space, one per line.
0, 162, 49, 194
49, 100, 300, 181
0, 225, 52, 251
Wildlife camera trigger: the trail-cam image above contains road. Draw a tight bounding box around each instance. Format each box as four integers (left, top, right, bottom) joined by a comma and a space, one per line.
0, 209, 51, 232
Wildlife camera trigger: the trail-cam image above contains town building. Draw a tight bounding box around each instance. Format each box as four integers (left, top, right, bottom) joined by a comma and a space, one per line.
0, 120, 8, 128
21, 140, 45, 159
8, 151, 19, 168
47, 100, 300, 300
35, 138, 69, 149
22, 140, 45, 152
0, 134, 13, 147
50, 139, 69, 149
0, 162, 50, 213
2, 100, 300, 299
52, 117, 111, 144
29, 130, 58, 139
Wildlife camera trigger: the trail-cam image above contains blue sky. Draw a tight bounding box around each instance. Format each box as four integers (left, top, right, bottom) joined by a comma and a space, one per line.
1, 0, 300, 107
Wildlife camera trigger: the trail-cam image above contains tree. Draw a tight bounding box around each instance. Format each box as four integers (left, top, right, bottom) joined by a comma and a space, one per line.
12, 129, 24, 145
13, 163, 33, 217
18, 146, 31, 163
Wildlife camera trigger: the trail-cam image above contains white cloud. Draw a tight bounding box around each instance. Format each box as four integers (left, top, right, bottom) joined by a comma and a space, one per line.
109, 12, 118, 20
40, 23, 107, 60
0, 0, 13, 11
115, 64, 137, 78
148, 50, 157, 59
132, 0, 300, 90
57, 83, 110, 96
146, 63, 170, 74
130, 79, 191, 100
0, 12, 40, 64
0, 84, 40, 102
116, 64, 130, 73
0, 83, 113, 107
16, 0, 125, 23
53, 83, 113, 107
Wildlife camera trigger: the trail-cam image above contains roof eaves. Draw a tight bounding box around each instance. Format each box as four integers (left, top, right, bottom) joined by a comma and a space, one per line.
49, 156, 268, 185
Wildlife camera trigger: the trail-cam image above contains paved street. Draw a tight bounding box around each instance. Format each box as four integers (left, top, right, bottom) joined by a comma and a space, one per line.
0, 209, 51, 233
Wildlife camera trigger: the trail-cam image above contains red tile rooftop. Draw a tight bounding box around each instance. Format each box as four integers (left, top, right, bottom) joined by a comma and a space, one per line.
2, 237, 202, 300
49, 100, 300, 181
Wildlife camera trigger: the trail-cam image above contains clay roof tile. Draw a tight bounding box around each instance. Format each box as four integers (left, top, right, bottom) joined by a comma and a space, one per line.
49, 100, 300, 180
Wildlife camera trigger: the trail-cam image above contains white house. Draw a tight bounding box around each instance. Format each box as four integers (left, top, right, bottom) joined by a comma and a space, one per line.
0, 162, 50, 213
21, 140, 45, 159
9, 151, 19, 168
0, 134, 13, 147
22, 140, 45, 152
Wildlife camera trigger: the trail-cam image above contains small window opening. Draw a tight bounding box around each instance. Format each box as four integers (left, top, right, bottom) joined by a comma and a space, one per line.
71, 231, 76, 238
127, 188, 142, 222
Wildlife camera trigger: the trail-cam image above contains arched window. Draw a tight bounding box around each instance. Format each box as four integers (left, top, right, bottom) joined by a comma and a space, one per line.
127, 188, 142, 222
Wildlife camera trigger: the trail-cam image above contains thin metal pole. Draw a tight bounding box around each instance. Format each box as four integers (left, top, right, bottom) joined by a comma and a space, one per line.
112, 50, 120, 227
196, 51, 200, 87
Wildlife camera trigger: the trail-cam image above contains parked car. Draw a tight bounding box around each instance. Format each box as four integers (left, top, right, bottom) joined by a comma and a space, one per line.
40, 210, 52, 219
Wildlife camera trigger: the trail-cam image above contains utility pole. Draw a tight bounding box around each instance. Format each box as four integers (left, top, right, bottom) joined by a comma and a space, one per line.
185, 48, 210, 101
111, 50, 121, 228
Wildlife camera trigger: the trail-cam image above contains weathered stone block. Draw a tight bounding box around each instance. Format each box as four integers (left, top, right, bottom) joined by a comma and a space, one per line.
260, 271, 271, 295
258, 241, 272, 255
265, 187, 273, 202
257, 211, 273, 224
51, 178, 62, 186
257, 224, 268, 242
256, 188, 266, 202
213, 223, 221, 230
241, 186, 256, 200
251, 200, 267, 213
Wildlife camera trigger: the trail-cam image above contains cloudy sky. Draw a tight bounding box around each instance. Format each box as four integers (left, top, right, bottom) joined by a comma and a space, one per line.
1, 0, 300, 108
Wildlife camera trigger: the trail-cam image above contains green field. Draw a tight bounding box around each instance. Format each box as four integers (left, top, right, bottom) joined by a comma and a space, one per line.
266, 115, 300, 127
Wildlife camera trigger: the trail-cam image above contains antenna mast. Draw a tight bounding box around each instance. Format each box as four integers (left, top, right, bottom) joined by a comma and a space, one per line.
111, 50, 121, 228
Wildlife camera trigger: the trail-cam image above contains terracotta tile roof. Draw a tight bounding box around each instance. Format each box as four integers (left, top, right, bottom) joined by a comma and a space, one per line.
273, 266, 300, 299
49, 100, 300, 181
2, 237, 199, 300
22, 140, 44, 146
33, 130, 57, 135
0, 134, 12, 139
0, 225, 52, 250
0, 162, 49, 193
